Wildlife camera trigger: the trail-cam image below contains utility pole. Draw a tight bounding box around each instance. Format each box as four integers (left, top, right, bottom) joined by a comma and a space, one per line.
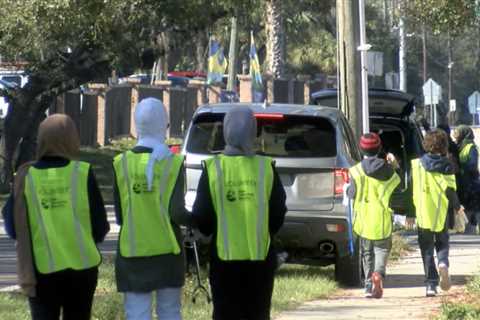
337, 0, 363, 138
447, 33, 454, 125
399, 15, 407, 92
227, 14, 238, 92
422, 24, 427, 83
358, 0, 370, 134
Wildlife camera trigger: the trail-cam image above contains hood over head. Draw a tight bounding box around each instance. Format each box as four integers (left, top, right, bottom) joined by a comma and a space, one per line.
223, 106, 257, 156
37, 114, 80, 160
134, 97, 171, 191
361, 156, 394, 181
454, 125, 475, 150
420, 153, 454, 174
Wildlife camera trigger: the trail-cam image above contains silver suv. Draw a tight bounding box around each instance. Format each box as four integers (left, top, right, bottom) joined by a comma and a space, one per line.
183, 103, 363, 286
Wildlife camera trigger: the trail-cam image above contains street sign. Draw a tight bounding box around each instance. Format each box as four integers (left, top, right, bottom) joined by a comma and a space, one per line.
468, 91, 480, 114
422, 78, 441, 105
449, 99, 456, 112
367, 51, 383, 76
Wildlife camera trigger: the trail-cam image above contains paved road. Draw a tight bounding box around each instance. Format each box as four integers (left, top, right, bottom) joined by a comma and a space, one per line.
0, 207, 118, 290
276, 234, 480, 320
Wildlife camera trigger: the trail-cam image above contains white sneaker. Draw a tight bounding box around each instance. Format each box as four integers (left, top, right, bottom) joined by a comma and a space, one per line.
439, 263, 451, 291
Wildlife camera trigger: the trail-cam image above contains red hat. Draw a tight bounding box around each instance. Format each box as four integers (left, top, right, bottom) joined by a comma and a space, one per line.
360, 133, 382, 153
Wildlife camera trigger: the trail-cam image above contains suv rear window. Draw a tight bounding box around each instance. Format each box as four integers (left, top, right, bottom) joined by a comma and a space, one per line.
186, 113, 336, 157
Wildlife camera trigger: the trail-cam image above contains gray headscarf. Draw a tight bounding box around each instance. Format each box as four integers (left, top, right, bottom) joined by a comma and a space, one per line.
223, 106, 257, 156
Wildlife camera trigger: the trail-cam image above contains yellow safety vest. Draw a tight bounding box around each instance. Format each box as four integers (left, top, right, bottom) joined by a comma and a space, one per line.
24, 162, 101, 274
459, 143, 476, 166
205, 155, 273, 261
350, 163, 400, 240
113, 151, 184, 257
411, 158, 456, 232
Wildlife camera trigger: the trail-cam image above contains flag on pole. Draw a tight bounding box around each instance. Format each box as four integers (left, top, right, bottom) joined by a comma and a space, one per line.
207, 38, 228, 85
249, 32, 264, 102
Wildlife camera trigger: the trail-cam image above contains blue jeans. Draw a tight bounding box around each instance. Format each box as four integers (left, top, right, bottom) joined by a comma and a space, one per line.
124, 287, 182, 320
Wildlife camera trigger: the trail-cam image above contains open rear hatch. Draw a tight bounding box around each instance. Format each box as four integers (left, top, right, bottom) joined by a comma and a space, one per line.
311, 88, 415, 118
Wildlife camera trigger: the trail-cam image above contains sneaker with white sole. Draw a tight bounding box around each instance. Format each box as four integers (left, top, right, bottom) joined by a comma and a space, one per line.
364, 283, 373, 298
426, 284, 437, 297
439, 263, 451, 291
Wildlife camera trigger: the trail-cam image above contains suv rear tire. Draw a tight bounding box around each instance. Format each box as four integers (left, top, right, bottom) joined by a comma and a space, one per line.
334, 240, 363, 287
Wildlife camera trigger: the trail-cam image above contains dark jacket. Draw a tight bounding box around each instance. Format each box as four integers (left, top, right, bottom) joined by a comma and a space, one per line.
113, 146, 188, 292
347, 156, 396, 201
192, 159, 287, 268
418, 153, 461, 229
2, 156, 109, 242
457, 146, 480, 210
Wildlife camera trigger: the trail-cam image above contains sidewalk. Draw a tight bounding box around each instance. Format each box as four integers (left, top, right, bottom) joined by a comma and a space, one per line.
276, 234, 480, 320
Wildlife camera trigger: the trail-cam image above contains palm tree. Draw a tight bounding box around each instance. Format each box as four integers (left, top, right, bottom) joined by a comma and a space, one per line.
265, 0, 285, 79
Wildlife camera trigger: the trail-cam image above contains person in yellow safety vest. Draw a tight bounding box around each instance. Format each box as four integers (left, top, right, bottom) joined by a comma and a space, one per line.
113, 98, 188, 320
346, 133, 400, 299
192, 106, 287, 320
1, 114, 109, 319
453, 125, 480, 234
411, 129, 464, 297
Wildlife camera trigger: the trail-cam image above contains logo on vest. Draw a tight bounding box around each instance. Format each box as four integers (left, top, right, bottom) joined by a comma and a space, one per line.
132, 181, 155, 194
226, 190, 236, 202
40, 197, 68, 210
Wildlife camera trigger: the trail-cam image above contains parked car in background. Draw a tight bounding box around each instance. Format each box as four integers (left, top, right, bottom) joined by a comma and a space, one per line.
0, 71, 28, 118
183, 102, 366, 286
311, 88, 425, 216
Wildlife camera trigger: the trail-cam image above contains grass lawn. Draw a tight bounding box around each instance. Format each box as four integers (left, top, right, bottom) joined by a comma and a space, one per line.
437, 274, 480, 320
0, 258, 337, 320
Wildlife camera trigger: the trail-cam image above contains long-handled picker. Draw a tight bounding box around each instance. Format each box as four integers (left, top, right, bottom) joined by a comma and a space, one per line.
185, 228, 211, 304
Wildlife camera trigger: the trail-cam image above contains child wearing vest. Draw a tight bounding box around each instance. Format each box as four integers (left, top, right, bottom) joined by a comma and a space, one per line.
113, 98, 188, 320
2, 114, 109, 319
412, 129, 463, 297
347, 133, 400, 299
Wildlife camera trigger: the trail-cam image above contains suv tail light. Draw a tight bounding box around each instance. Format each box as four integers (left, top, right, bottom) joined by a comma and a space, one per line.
169, 144, 181, 154
254, 113, 284, 120
334, 168, 349, 195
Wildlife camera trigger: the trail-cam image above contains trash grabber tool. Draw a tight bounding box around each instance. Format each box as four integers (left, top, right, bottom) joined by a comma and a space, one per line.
186, 228, 211, 304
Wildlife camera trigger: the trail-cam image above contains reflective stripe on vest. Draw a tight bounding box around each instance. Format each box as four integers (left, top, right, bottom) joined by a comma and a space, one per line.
411, 159, 456, 232
206, 155, 273, 261
350, 163, 400, 240
24, 162, 101, 274
113, 151, 183, 257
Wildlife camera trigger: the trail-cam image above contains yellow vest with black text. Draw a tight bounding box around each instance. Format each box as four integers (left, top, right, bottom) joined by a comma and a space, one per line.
350, 163, 400, 240
205, 155, 273, 261
411, 158, 456, 232
24, 162, 101, 274
113, 151, 184, 257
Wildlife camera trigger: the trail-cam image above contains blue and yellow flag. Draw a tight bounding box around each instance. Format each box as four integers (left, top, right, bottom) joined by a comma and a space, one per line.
207, 38, 228, 85
249, 32, 264, 102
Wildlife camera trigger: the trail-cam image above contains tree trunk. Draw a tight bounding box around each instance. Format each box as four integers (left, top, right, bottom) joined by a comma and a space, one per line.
265, 0, 285, 78
0, 46, 110, 192
227, 15, 239, 91
337, 0, 362, 139
155, 31, 170, 81
195, 30, 208, 73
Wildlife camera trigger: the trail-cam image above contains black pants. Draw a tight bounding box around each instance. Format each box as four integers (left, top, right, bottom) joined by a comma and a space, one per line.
209, 256, 276, 320
418, 226, 449, 286
29, 267, 98, 320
